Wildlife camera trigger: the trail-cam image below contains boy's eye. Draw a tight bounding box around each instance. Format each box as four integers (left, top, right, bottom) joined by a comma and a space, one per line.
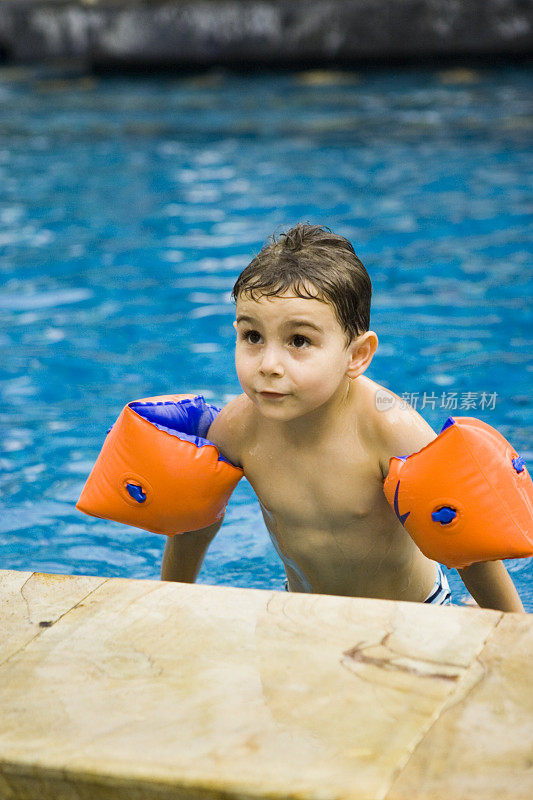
243, 329, 262, 344
291, 334, 310, 348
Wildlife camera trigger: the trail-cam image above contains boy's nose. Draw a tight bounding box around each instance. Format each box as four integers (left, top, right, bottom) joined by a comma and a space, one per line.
258, 345, 284, 377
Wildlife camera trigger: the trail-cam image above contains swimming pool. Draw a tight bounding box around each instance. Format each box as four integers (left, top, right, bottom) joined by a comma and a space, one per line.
0, 65, 531, 609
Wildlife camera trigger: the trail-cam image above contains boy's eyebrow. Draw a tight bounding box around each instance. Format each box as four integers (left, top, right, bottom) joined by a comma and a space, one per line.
284, 319, 324, 333
235, 315, 324, 333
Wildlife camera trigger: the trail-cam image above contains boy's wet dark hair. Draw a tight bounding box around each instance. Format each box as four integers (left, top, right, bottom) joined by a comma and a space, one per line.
231, 224, 372, 343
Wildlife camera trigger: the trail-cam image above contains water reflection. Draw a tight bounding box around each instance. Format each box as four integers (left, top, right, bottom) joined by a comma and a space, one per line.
0, 65, 531, 606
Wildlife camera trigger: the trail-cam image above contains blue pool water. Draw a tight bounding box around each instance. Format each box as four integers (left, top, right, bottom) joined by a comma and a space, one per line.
0, 65, 532, 609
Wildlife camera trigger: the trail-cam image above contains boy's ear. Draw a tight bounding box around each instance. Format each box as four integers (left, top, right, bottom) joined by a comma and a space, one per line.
232, 321, 238, 333
346, 331, 379, 379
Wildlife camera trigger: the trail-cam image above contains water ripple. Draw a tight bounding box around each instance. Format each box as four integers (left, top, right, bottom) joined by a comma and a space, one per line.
0, 65, 531, 604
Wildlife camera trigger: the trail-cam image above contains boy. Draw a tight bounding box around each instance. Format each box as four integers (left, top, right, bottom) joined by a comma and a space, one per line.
162, 224, 524, 612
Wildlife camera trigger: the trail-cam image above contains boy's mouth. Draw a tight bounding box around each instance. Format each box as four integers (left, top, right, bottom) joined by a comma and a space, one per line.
258, 391, 287, 400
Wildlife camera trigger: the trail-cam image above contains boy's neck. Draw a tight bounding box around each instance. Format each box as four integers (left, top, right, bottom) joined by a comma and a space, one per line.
269, 377, 356, 443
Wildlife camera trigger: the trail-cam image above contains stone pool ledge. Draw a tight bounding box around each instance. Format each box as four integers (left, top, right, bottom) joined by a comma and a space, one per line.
1, 569, 532, 800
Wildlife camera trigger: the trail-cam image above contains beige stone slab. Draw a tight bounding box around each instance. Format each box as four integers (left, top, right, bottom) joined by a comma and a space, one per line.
386, 611, 533, 800
0, 570, 107, 665
0, 571, 505, 800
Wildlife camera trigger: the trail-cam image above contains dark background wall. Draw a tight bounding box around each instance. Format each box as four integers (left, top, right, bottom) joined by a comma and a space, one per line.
0, 0, 532, 70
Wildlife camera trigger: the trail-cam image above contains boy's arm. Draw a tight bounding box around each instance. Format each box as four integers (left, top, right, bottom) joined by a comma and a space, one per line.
205, 393, 248, 469
375, 392, 438, 480
375, 394, 525, 613
161, 394, 248, 583
457, 561, 524, 612
161, 519, 223, 582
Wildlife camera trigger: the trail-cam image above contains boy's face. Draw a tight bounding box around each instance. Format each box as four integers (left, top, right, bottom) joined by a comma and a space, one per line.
234, 289, 361, 422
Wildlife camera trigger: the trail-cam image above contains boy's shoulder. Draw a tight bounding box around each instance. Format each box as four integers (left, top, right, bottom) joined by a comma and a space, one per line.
356, 378, 437, 479
208, 393, 255, 468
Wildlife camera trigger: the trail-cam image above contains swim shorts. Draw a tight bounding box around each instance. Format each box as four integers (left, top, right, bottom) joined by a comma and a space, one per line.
423, 563, 452, 605
283, 564, 452, 605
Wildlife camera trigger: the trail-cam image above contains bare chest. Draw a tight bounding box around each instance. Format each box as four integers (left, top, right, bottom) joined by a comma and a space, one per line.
241, 432, 383, 528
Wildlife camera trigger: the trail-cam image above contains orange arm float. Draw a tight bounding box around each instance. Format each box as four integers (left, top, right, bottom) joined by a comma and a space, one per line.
383, 417, 533, 569
76, 394, 243, 535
